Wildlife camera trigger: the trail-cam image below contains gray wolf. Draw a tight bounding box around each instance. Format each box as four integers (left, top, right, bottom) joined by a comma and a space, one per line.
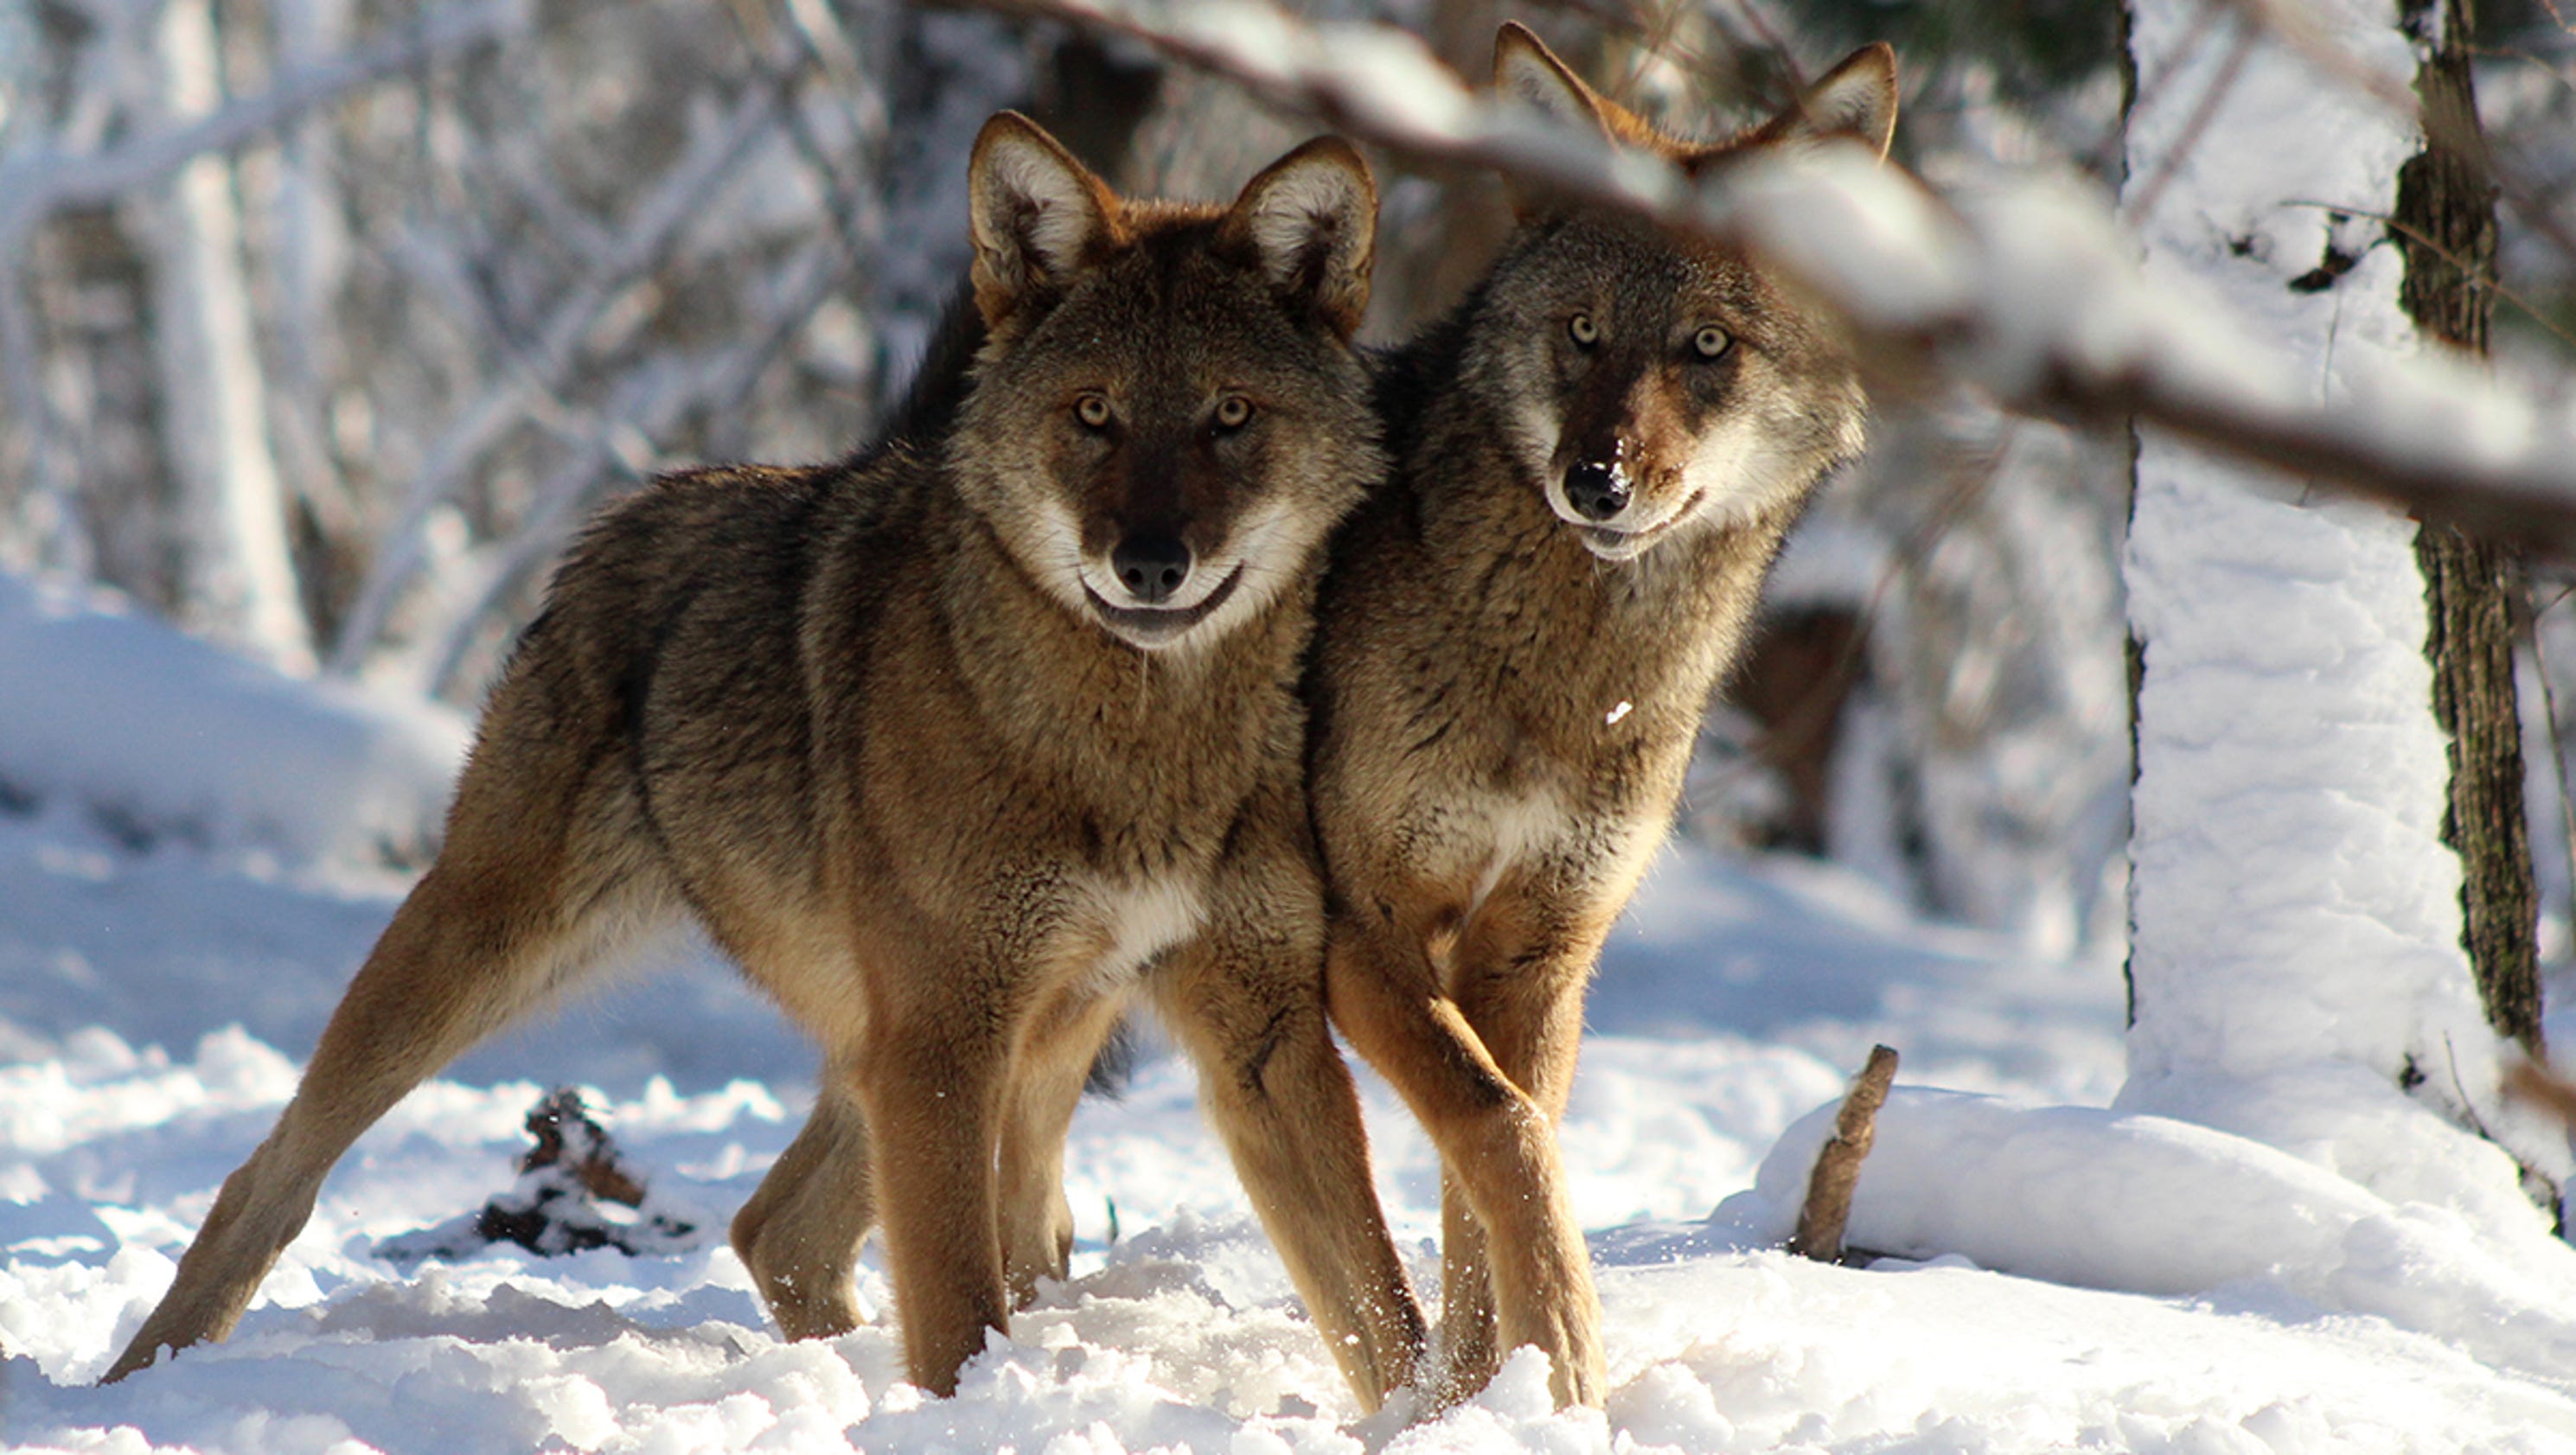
105, 111, 1428, 1409
1307, 23, 1898, 1409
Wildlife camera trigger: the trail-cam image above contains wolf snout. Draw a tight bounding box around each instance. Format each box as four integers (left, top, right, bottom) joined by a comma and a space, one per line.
1111, 531, 1192, 603
1563, 460, 1630, 521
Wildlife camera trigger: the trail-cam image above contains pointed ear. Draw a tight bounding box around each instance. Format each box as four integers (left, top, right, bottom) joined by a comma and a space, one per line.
1494, 22, 1619, 217
1493, 22, 1610, 139
1756, 44, 1899, 159
1222, 136, 1377, 339
968, 111, 1122, 327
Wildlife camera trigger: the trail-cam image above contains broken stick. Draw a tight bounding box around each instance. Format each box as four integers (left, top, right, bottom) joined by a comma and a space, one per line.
1787, 1043, 1899, 1263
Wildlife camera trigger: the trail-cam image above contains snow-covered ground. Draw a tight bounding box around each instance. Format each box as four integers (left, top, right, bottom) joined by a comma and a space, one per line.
3, 572, 2573, 1452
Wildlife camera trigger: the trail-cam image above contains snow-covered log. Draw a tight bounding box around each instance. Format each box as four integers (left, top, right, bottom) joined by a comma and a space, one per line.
1723, 1087, 2576, 1384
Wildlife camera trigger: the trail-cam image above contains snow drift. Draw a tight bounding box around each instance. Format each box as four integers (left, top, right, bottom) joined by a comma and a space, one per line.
0, 570, 470, 865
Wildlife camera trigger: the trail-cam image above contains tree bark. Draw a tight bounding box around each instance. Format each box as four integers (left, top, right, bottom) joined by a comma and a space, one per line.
2397, 0, 2545, 1059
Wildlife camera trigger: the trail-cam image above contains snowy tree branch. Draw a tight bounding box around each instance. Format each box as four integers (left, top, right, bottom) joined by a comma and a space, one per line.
324, 54, 812, 673
972, 0, 2576, 550
0, 0, 527, 246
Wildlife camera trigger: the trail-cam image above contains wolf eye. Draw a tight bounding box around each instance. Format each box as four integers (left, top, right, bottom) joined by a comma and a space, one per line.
1214, 395, 1254, 431
1692, 326, 1732, 360
1074, 393, 1114, 430
1568, 314, 1600, 348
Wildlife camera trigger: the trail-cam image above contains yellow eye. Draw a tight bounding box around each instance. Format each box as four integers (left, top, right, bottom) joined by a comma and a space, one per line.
1215, 395, 1253, 431
1568, 313, 1600, 348
1692, 325, 1731, 360
1075, 393, 1114, 429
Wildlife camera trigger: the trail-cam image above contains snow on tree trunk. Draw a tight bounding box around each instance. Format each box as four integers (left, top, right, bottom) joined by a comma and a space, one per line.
2119, 0, 2569, 1229
145, 0, 316, 674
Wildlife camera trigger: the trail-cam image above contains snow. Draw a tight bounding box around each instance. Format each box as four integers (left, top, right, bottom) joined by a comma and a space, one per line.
1723, 1089, 2576, 1383
0, 572, 466, 868
2, 569, 2572, 1450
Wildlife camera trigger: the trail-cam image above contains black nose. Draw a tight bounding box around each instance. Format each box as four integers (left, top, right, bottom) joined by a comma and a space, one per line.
1112, 532, 1192, 604
1563, 460, 1630, 521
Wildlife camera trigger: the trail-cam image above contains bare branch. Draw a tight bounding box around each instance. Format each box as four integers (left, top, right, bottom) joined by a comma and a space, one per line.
415, 236, 859, 697
325, 58, 807, 673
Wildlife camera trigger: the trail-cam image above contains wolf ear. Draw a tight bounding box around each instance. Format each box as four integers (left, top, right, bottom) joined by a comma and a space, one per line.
1493, 22, 1610, 139
968, 112, 1122, 327
1493, 23, 1619, 217
1222, 136, 1377, 339
1755, 44, 1899, 160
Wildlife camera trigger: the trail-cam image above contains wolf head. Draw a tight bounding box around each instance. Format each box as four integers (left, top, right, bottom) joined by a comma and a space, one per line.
1474, 26, 1896, 562
950, 112, 1381, 653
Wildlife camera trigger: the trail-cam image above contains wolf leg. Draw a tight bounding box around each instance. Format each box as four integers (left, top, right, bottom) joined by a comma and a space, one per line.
996, 988, 1129, 1309
1435, 1173, 1498, 1398
1439, 875, 1608, 1405
1154, 843, 1426, 1414
1324, 908, 1602, 1409
851, 985, 1012, 1398
731, 1065, 877, 1339
102, 772, 667, 1382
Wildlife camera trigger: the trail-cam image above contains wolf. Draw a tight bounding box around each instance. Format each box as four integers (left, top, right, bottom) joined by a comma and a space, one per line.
1307, 25, 1899, 1409
104, 111, 1429, 1409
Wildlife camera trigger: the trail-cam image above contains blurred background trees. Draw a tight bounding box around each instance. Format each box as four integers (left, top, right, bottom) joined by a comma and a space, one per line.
0, 0, 2571, 975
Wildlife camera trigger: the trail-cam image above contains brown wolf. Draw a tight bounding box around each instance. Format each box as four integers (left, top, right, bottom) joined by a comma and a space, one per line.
1307, 26, 1898, 1409
104, 112, 1428, 1409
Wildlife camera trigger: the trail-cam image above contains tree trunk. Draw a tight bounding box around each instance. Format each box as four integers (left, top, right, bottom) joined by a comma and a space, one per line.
2397, 0, 2545, 1060
2119, 0, 2568, 1222
148, 0, 316, 673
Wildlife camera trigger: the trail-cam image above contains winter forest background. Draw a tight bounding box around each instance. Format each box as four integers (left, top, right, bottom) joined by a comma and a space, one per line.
12, 0, 2576, 961
9, 0, 2576, 1451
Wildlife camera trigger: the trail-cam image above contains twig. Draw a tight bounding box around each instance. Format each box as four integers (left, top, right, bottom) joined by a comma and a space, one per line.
1787, 1043, 1899, 1263
2281, 199, 2576, 354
